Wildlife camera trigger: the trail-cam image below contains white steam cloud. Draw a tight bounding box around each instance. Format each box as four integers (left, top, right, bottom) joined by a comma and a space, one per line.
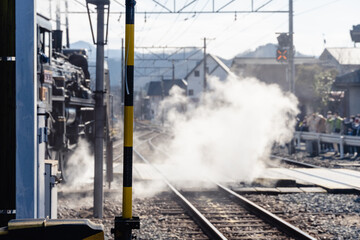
61, 139, 94, 190
155, 76, 299, 183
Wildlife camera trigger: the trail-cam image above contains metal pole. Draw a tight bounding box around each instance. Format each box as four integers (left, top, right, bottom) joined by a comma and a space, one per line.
288, 0, 296, 155
289, 0, 295, 94
49, 0, 52, 20
106, 67, 113, 189
94, 3, 105, 219
122, 0, 136, 237
203, 38, 207, 91
172, 60, 175, 81
65, 0, 70, 48
161, 76, 165, 126
56, 0, 61, 30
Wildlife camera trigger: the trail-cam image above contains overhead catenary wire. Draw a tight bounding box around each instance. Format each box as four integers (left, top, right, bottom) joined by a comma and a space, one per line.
295, 0, 341, 16
160, 0, 210, 47
208, 0, 289, 57
155, 0, 199, 46
136, 0, 172, 46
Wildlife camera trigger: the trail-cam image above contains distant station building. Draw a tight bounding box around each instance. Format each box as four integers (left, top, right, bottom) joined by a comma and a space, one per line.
185, 54, 233, 101
231, 57, 318, 91
319, 48, 360, 75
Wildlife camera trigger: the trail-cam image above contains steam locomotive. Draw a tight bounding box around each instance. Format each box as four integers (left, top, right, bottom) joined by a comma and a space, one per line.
37, 14, 102, 181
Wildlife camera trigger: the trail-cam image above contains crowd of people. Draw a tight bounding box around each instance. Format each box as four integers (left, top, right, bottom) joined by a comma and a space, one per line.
297, 111, 360, 157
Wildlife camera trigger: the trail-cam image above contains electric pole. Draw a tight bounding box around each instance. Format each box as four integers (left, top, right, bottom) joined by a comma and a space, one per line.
65, 0, 70, 48
289, 0, 295, 94
172, 60, 175, 81
203, 38, 207, 92
56, 0, 60, 30
86, 0, 110, 219
49, 0, 52, 20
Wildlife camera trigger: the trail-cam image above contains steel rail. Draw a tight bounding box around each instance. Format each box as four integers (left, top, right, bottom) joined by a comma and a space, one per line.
139, 135, 315, 239
271, 154, 360, 181
270, 155, 317, 168
133, 148, 227, 240
217, 183, 316, 240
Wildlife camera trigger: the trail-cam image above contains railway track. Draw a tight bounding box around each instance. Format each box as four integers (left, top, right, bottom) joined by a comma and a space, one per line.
273, 145, 360, 170
144, 194, 210, 240
270, 154, 360, 193
111, 127, 161, 162
133, 135, 315, 240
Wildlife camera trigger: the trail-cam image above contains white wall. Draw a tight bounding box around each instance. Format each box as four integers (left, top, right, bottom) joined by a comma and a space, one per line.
187, 56, 230, 100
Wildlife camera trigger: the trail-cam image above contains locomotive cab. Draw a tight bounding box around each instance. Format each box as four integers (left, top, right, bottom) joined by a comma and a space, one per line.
37, 14, 53, 112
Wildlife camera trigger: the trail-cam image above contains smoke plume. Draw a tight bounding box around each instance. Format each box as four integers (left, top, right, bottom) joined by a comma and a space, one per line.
155, 76, 299, 183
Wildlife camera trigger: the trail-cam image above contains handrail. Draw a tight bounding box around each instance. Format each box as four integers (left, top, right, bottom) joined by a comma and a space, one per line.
294, 131, 360, 158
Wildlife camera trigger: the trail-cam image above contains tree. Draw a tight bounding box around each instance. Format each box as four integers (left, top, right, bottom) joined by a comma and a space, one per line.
313, 69, 338, 111
295, 64, 338, 114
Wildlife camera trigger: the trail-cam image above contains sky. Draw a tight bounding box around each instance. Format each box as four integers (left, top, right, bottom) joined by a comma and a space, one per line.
37, 0, 360, 59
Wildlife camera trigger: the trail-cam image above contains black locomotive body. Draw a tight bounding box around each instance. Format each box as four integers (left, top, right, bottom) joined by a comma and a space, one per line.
37, 14, 95, 180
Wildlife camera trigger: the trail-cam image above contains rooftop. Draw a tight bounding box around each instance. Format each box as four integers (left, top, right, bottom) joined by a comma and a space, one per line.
231, 57, 318, 67
320, 48, 360, 65
335, 69, 360, 86
147, 79, 187, 96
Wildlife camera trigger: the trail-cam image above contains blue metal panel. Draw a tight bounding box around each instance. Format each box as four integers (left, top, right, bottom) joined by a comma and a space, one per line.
16, 0, 37, 218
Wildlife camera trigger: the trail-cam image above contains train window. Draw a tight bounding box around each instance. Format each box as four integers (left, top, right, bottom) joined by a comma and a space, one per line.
44, 31, 50, 59
39, 28, 51, 61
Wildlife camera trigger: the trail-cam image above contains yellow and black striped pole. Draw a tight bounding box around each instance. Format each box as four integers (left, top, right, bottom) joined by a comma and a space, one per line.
113, 0, 139, 239
123, 0, 135, 221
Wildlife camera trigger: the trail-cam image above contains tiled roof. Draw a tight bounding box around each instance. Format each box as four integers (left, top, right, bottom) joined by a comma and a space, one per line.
147, 79, 187, 96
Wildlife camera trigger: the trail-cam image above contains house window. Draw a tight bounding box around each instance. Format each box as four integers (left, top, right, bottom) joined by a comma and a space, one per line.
188, 89, 194, 96
194, 70, 200, 77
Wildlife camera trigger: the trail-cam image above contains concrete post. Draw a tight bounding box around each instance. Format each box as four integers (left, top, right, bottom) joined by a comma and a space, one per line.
94, 3, 105, 219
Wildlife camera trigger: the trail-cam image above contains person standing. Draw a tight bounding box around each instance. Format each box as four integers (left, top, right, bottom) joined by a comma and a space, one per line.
331, 112, 343, 156
353, 117, 360, 158
316, 114, 326, 152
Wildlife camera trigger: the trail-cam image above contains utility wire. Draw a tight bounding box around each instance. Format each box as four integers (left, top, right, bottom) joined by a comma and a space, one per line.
295, 0, 341, 16
112, 0, 125, 8
73, 0, 95, 13
161, 0, 209, 46
74, 0, 87, 8
156, 0, 200, 46
208, 0, 288, 55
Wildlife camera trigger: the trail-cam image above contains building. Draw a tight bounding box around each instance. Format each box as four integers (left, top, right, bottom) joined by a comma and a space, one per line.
333, 69, 360, 116
185, 54, 233, 101
146, 79, 187, 120
231, 57, 318, 92
319, 48, 360, 75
